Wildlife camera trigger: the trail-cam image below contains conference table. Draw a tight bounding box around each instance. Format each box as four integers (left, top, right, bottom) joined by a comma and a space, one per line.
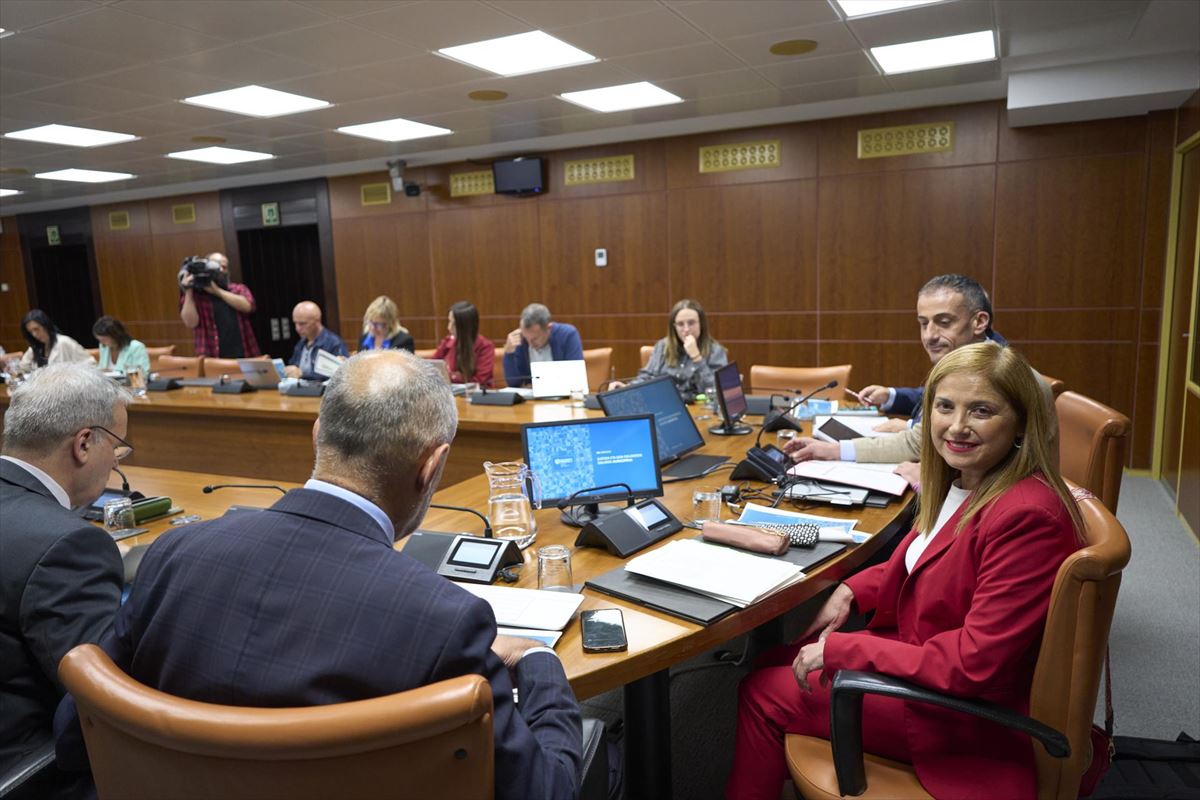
105, 403, 913, 800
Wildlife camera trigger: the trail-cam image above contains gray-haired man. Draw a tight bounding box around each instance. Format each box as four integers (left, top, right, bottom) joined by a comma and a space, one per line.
1, 364, 131, 796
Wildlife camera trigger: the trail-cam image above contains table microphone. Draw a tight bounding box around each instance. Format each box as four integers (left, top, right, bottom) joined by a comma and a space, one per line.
429, 503, 493, 538
202, 483, 287, 495
758, 380, 838, 439
111, 466, 145, 500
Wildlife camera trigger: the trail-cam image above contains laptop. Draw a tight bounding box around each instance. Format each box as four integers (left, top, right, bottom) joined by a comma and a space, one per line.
238, 358, 284, 389
530, 360, 589, 399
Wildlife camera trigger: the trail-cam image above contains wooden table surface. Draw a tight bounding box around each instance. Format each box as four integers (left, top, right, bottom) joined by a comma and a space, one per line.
112, 408, 912, 702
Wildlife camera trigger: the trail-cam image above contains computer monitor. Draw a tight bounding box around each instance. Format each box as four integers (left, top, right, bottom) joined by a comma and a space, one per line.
598, 377, 728, 479
711, 362, 753, 436
522, 414, 662, 526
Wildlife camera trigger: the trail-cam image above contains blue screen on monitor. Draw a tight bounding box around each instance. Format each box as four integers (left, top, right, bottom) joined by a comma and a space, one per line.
523, 415, 662, 506
597, 377, 703, 465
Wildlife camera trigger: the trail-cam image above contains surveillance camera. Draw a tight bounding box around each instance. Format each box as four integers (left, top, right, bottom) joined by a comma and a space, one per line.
387, 159, 407, 193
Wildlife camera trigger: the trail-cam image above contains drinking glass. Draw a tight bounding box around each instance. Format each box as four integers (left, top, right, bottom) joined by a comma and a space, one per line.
103, 497, 136, 530
126, 367, 147, 397
692, 490, 722, 524
537, 545, 574, 592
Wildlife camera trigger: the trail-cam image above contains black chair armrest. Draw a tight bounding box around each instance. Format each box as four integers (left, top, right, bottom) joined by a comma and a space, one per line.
0, 742, 55, 799
828, 670, 1070, 797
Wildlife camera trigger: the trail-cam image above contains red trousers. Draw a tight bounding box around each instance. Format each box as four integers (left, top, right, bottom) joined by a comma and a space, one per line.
725, 640, 913, 800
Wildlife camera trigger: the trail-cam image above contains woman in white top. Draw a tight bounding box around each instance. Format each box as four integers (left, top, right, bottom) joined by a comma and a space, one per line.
18, 310, 94, 369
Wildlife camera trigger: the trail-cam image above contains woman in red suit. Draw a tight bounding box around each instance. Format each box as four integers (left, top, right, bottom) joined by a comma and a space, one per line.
432, 300, 494, 387
727, 342, 1083, 800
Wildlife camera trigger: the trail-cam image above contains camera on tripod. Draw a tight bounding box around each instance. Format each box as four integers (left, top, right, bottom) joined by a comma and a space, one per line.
178, 255, 222, 290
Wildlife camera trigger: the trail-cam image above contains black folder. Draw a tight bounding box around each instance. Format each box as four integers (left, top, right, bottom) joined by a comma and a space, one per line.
585, 539, 848, 626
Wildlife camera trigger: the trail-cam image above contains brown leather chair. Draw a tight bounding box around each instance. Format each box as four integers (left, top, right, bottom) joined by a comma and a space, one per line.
154, 355, 203, 378
1055, 391, 1130, 513
1042, 374, 1068, 399
492, 347, 506, 389
414, 348, 436, 359
59, 644, 495, 800
583, 347, 613, 392
202, 355, 267, 378
749, 365, 852, 400
86, 347, 100, 362
145, 344, 176, 373
639, 345, 654, 369
785, 487, 1130, 800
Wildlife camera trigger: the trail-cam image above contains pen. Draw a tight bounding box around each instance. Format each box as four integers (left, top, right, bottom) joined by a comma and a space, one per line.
844, 387, 867, 404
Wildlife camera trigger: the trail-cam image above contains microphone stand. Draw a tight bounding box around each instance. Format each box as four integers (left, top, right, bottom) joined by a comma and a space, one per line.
429, 503, 494, 538
557, 482, 634, 528
758, 380, 838, 441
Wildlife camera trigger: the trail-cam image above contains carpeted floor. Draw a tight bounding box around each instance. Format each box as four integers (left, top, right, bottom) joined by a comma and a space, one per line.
582, 474, 1200, 799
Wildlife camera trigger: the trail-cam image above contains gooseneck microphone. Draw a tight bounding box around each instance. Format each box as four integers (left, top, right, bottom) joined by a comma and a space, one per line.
429, 503, 494, 539
757, 380, 839, 442
111, 466, 145, 500
203, 483, 288, 495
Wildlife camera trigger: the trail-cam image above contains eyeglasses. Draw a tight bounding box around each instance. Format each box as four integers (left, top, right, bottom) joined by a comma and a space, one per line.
89, 426, 135, 462
368, 320, 389, 329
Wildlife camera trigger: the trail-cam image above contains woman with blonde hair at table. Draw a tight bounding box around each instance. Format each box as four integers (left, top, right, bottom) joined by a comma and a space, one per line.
359, 295, 414, 352
727, 341, 1082, 800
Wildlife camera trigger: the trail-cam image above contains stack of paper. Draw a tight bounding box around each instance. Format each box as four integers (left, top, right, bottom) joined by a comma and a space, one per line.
787, 461, 909, 496
461, 584, 583, 632
624, 539, 806, 608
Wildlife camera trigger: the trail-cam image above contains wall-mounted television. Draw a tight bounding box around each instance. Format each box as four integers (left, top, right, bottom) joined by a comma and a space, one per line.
492, 157, 544, 195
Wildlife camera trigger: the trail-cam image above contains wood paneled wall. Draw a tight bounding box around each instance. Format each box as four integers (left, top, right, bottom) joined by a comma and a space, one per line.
0, 217, 30, 355
327, 101, 1173, 468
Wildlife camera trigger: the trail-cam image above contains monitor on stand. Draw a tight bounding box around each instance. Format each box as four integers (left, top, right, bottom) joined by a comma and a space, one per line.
522, 414, 663, 527
710, 362, 753, 436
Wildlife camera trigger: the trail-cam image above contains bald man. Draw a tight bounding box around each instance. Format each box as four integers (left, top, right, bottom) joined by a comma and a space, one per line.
285, 301, 348, 381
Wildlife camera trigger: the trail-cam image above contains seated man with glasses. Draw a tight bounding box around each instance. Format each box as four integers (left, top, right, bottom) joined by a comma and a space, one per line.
0, 363, 132, 799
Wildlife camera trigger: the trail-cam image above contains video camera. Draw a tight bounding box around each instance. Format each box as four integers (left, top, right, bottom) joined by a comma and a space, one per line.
178, 255, 224, 290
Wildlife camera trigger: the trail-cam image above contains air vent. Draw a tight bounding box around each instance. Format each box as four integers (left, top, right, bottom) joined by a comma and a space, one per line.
360, 182, 391, 206
171, 204, 196, 224
857, 122, 954, 159
698, 140, 781, 174
564, 155, 635, 186
450, 170, 494, 197
108, 210, 130, 230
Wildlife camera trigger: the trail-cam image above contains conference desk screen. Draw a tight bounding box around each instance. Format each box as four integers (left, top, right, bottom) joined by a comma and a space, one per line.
522, 414, 662, 506
597, 377, 704, 465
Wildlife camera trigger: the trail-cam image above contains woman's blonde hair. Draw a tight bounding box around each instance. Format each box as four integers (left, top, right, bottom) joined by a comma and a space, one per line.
361, 295, 407, 340
665, 299, 713, 366
916, 342, 1081, 538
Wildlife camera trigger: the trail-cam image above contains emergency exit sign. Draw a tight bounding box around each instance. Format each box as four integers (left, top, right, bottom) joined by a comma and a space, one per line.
261, 202, 280, 226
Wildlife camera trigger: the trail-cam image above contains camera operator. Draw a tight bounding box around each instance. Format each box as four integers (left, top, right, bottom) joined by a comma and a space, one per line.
178, 253, 260, 359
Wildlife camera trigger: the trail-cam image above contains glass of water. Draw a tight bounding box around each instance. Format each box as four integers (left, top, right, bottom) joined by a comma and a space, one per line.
103, 497, 136, 531
126, 367, 147, 397
692, 490, 722, 525
537, 545, 574, 592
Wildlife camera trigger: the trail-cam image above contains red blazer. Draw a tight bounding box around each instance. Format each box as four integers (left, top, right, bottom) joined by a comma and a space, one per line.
432, 334, 494, 387
823, 474, 1079, 800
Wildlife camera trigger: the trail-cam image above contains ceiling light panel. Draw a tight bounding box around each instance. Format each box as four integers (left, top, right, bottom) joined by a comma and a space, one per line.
836, 0, 945, 18
182, 85, 331, 118
166, 146, 275, 164
559, 82, 684, 113
336, 118, 453, 143
871, 30, 997, 74
438, 31, 596, 77
4, 124, 138, 148
35, 169, 135, 183
0, 189, 22, 197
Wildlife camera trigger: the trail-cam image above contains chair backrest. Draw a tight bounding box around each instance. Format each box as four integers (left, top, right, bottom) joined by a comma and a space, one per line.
492, 347, 506, 389
155, 355, 203, 379
639, 345, 654, 368
749, 364, 852, 399
86, 347, 100, 362
414, 348, 436, 359
1027, 488, 1130, 800
583, 347, 613, 392
1054, 391, 1130, 513
202, 355, 267, 378
1041, 374, 1068, 399
59, 645, 495, 800
145, 345, 176, 373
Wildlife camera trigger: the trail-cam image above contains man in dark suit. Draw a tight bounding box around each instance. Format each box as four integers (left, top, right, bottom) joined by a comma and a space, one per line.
1, 364, 130, 797
57, 350, 582, 799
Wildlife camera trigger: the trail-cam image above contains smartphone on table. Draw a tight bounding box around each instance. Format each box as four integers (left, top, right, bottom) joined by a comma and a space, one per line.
580, 608, 628, 653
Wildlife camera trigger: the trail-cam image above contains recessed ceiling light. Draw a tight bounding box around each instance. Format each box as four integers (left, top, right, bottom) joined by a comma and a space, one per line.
871, 30, 996, 75
35, 168, 135, 183
0, 189, 22, 197
769, 39, 819, 56
835, 0, 945, 17
4, 124, 138, 148
336, 118, 452, 143
559, 82, 683, 113
182, 85, 330, 118
439, 31, 596, 77
0, 28, 13, 40
469, 90, 509, 102
167, 146, 274, 164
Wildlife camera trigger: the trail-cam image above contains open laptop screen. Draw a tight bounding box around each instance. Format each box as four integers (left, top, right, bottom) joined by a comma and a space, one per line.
597, 377, 704, 465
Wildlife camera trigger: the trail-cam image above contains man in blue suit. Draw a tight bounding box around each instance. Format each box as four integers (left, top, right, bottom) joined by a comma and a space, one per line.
284, 300, 348, 381
502, 303, 584, 387
57, 350, 582, 799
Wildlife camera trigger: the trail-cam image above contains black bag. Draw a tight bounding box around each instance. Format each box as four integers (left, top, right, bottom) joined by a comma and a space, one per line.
1091, 731, 1200, 799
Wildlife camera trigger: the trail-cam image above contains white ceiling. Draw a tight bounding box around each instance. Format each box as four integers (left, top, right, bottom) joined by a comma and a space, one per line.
1, 0, 1197, 214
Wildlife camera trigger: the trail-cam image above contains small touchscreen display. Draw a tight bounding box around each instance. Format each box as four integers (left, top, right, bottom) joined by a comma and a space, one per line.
447, 539, 500, 568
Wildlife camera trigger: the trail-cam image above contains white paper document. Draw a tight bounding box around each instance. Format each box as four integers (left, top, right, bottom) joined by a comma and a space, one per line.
314, 349, 345, 378
461, 584, 584, 631
787, 461, 909, 496
737, 503, 870, 544
624, 539, 806, 608
497, 627, 563, 648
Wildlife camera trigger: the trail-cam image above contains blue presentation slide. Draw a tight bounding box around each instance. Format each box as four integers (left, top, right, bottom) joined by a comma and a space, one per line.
526, 418, 658, 503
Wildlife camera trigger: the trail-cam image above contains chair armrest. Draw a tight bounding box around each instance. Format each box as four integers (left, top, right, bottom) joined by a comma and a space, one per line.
579, 718, 611, 800
0, 742, 55, 798
829, 670, 1070, 797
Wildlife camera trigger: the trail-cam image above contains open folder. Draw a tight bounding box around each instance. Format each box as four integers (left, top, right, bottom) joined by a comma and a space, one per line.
623, 539, 806, 608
